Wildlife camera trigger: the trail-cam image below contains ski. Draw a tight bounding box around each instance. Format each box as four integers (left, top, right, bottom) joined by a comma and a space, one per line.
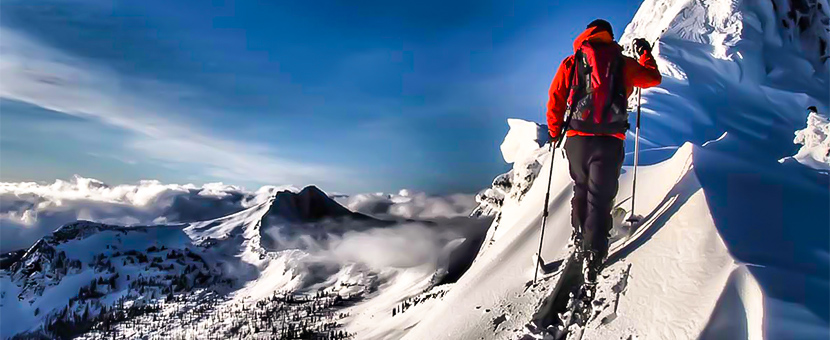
546, 249, 585, 340
600, 263, 633, 325
560, 262, 634, 339
533, 252, 568, 278
552, 234, 639, 339
528, 248, 580, 333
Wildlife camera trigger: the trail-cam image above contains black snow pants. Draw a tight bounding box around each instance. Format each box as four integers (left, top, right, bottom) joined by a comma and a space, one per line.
564, 135, 625, 265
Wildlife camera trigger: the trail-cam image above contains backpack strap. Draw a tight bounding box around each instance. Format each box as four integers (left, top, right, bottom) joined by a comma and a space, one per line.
599, 51, 621, 120
564, 49, 582, 118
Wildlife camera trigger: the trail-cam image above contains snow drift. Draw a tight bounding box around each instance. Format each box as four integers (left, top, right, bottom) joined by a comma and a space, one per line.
473, 119, 551, 220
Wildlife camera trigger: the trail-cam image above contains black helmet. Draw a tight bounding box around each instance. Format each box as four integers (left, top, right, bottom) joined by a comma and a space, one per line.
587, 19, 614, 39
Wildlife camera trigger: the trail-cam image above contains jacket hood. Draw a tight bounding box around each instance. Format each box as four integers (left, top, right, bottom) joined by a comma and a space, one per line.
573, 27, 615, 52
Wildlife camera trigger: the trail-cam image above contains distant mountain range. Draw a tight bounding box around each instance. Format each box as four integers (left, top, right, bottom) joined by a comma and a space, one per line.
1, 185, 489, 339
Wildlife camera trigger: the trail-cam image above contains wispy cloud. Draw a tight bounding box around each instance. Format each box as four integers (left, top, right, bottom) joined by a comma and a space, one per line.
86, 152, 138, 165
0, 28, 347, 188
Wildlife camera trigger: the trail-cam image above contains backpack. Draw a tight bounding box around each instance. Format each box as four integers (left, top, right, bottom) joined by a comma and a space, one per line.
566, 40, 629, 134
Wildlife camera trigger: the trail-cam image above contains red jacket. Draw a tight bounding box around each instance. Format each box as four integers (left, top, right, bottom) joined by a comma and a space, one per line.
546, 27, 662, 140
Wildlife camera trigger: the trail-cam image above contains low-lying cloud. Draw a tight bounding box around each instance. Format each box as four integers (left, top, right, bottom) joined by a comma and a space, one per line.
320, 223, 455, 270
272, 219, 490, 293
0, 176, 480, 254
0, 175, 292, 252
335, 190, 477, 220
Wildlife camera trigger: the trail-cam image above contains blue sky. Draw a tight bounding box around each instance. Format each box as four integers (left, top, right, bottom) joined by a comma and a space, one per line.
0, 0, 642, 194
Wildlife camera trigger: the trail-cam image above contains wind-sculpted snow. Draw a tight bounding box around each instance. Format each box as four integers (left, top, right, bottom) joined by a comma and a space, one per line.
615, 0, 828, 164
473, 119, 550, 219
613, 1, 830, 335
782, 111, 830, 170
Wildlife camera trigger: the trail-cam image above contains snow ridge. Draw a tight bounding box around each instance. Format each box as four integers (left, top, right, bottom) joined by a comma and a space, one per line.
404, 0, 829, 339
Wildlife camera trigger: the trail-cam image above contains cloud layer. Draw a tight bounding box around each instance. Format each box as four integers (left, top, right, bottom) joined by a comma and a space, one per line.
335, 189, 478, 220
0, 175, 293, 252
0, 176, 478, 253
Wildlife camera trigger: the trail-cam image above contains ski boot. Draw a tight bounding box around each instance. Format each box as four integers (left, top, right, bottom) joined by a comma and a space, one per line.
579, 251, 601, 316
582, 250, 600, 287
569, 225, 584, 252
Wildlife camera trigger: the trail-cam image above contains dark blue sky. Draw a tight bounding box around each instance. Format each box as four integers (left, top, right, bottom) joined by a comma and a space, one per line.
0, 0, 642, 193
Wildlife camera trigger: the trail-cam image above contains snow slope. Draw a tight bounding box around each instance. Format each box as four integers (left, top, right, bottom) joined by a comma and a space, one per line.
0, 220, 223, 338
358, 0, 829, 339
398, 140, 751, 340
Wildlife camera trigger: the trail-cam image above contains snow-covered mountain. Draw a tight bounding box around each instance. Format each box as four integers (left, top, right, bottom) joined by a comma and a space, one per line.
0, 176, 288, 254
0, 186, 489, 339
0, 176, 479, 255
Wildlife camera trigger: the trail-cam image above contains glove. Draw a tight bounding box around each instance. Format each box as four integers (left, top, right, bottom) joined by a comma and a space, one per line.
549, 132, 561, 145
632, 38, 651, 56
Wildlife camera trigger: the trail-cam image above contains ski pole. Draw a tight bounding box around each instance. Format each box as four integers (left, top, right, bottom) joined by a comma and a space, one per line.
534, 119, 569, 283
627, 88, 642, 223
627, 37, 659, 224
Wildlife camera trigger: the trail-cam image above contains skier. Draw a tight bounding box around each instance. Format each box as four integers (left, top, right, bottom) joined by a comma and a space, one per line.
545, 20, 661, 288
